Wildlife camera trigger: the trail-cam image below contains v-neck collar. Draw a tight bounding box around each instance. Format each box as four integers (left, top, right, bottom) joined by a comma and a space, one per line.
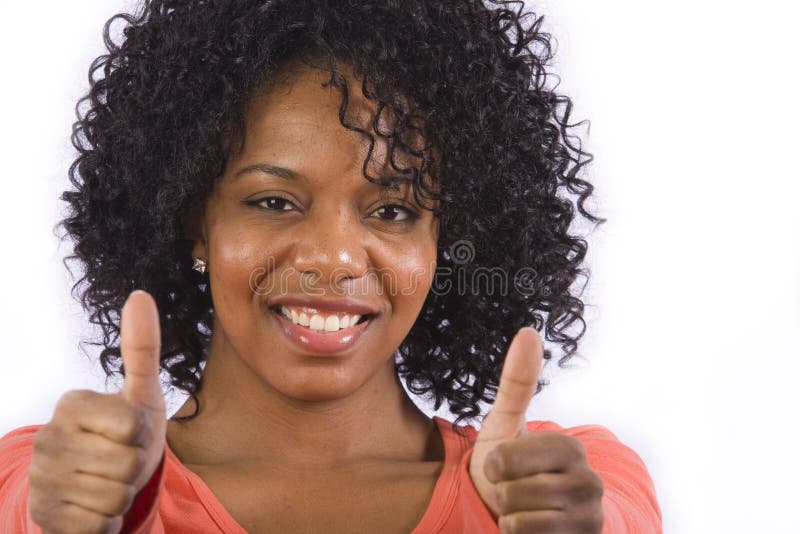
163, 416, 471, 533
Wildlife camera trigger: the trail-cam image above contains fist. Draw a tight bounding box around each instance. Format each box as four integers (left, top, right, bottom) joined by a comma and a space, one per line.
28, 290, 166, 534
484, 432, 605, 533
469, 327, 605, 533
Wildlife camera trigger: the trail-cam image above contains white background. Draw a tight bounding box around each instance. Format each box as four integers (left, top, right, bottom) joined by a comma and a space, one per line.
1, 1, 798, 532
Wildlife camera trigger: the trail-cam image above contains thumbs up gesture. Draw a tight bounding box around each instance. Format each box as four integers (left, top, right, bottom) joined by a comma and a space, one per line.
469, 327, 605, 533
29, 290, 166, 533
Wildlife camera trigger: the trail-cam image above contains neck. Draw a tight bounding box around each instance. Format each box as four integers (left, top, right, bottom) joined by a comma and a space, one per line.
167, 328, 439, 470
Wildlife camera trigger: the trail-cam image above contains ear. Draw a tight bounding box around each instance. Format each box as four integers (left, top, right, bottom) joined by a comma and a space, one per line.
181, 203, 208, 259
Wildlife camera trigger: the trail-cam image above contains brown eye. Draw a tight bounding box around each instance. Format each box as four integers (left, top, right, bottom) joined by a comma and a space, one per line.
246, 196, 296, 211
371, 204, 418, 222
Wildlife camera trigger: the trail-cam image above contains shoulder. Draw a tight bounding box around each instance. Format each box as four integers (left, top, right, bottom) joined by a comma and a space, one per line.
441, 417, 643, 470
523, 420, 663, 531
0, 425, 43, 465
0, 425, 43, 486
1, 425, 44, 443
0, 425, 45, 531
525, 419, 621, 440
444, 417, 656, 497
442, 417, 628, 448
434, 417, 661, 532
523, 420, 653, 480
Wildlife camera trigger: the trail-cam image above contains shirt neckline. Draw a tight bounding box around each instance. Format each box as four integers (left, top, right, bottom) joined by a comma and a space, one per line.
163, 415, 468, 533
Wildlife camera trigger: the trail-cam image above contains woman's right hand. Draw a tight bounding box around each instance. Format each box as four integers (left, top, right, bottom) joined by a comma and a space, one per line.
28, 290, 166, 534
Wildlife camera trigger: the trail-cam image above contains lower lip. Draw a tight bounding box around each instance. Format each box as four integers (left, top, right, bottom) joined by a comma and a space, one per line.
271, 309, 374, 355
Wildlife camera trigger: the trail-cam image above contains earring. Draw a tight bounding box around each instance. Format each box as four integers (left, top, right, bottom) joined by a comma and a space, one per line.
192, 257, 207, 274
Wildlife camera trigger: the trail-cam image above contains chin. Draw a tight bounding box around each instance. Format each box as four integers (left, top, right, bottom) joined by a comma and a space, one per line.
268, 373, 364, 403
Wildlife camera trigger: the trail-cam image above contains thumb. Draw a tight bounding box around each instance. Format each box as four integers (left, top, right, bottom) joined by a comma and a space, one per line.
469, 327, 543, 517
477, 326, 543, 445
120, 289, 165, 415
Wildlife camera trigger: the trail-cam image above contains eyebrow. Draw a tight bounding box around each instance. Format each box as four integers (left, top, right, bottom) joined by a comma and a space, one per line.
233, 162, 413, 194
233, 163, 302, 181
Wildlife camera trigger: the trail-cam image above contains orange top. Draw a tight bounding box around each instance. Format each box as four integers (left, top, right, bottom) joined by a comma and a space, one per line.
0, 417, 662, 533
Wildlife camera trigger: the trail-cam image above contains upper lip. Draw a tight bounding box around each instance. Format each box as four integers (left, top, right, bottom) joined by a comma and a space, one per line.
267, 294, 380, 316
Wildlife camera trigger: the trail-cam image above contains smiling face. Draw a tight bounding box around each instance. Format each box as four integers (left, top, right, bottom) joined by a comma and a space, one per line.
188, 59, 439, 404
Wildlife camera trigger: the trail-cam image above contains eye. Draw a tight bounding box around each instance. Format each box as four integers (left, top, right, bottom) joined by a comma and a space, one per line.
370, 204, 419, 222
246, 196, 297, 212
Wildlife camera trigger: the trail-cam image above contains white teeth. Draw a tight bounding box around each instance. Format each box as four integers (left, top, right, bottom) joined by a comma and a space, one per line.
277, 306, 366, 331
309, 314, 325, 331
324, 315, 340, 332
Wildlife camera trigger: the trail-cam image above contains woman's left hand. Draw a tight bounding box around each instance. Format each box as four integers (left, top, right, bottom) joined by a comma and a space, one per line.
468, 327, 605, 533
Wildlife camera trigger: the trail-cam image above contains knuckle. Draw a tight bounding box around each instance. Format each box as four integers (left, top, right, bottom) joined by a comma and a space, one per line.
499, 514, 516, 533
122, 447, 147, 481
104, 515, 124, 534
55, 514, 77, 534
492, 443, 512, 471
500, 513, 527, 534
574, 469, 604, 501
586, 507, 605, 531
118, 408, 146, 444
57, 506, 114, 534
570, 438, 588, 460
56, 389, 94, 413
28, 460, 50, 489
86, 513, 115, 534
539, 513, 562, 531
32, 428, 48, 455
27, 493, 47, 525
539, 431, 562, 447
569, 468, 603, 502
589, 471, 604, 497
494, 481, 511, 512
30, 499, 64, 533
574, 506, 605, 533
111, 484, 137, 514
32, 425, 60, 457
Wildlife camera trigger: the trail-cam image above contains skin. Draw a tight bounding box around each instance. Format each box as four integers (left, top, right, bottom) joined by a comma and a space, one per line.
165, 59, 604, 532
470, 328, 605, 533
167, 59, 445, 532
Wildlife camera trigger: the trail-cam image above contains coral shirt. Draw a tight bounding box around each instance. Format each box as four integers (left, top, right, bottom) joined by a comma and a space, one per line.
0, 417, 661, 533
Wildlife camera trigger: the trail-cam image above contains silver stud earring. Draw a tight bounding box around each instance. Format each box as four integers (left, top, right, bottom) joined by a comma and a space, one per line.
192, 257, 207, 274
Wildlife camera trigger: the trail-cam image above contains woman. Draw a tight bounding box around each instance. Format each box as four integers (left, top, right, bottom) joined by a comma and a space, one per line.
0, 0, 661, 532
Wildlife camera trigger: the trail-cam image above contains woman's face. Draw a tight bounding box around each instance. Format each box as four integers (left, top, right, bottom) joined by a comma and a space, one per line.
189, 61, 438, 403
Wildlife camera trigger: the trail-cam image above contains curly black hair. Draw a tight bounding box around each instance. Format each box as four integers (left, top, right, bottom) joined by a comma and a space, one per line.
57, 0, 604, 432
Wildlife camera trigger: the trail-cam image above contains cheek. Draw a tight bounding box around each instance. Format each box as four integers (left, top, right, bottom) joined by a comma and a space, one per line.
208, 223, 287, 301
388, 241, 437, 313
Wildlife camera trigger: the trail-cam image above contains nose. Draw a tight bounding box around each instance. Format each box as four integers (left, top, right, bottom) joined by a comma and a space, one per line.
291, 207, 369, 292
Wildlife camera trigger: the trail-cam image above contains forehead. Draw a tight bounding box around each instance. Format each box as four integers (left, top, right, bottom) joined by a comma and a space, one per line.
254, 59, 381, 125
247, 64, 368, 147
232, 59, 427, 187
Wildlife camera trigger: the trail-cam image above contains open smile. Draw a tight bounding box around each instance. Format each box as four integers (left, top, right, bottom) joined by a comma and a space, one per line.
268, 305, 378, 355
